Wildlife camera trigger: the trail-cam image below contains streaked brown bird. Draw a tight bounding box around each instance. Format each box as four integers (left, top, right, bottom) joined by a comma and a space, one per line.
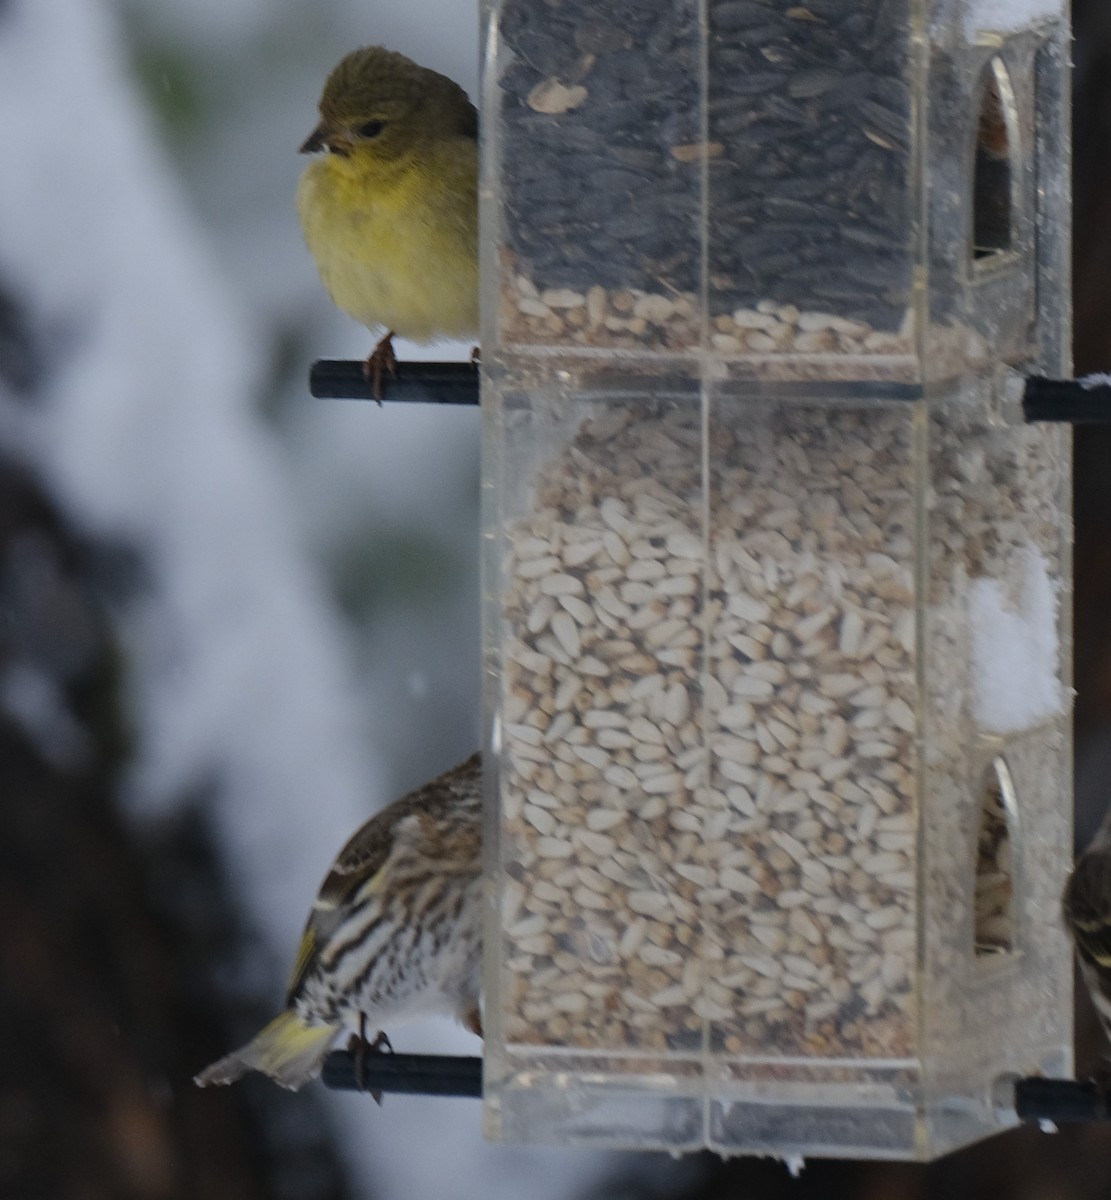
196, 753, 483, 1091
1063, 826, 1111, 1043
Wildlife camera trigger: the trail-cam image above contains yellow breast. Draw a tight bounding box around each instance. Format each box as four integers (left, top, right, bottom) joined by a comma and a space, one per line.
297, 139, 478, 343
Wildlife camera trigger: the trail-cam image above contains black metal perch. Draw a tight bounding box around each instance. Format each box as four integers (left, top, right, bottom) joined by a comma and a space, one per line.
322, 1050, 482, 1097
310, 359, 479, 404
320, 1054, 1111, 1124
309, 362, 1111, 425
1013, 1076, 1111, 1124
1021, 375, 1111, 423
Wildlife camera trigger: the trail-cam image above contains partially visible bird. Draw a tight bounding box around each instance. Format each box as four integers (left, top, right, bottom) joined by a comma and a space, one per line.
296, 46, 479, 397
196, 753, 483, 1091
1063, 825, 1111, 1045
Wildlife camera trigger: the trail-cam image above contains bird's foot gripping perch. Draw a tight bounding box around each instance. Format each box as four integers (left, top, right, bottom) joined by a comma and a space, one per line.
363, 332, 398, 402
348, 1013, 394, 1104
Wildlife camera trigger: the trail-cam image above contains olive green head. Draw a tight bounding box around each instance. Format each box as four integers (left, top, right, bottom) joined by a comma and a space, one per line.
300, 46, 476, 163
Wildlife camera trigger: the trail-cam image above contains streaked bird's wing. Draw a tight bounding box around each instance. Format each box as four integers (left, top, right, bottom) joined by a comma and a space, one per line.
285, 801, 411, 1002
317, 804, 406, 908
285, 753, 481, 1002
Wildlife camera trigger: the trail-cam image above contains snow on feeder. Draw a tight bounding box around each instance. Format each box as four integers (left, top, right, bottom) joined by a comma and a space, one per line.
480, 0, 1072, 1160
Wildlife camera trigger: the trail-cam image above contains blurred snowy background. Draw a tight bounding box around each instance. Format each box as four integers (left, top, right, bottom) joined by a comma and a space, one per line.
0, 0, 685, 1196
7, 0, 1111, 1198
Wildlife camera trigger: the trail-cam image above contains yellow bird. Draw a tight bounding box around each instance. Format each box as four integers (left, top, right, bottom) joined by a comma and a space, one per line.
297, 46, 478, 395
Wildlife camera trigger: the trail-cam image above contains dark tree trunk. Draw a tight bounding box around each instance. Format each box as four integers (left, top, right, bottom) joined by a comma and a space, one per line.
0, 281, 354, 1199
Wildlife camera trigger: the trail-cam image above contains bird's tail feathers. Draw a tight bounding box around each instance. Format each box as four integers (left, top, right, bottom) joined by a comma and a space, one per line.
194, 1011, 339, 1091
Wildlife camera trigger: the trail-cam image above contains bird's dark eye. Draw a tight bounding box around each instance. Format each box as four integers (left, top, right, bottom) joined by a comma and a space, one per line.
357, 120, 385, 139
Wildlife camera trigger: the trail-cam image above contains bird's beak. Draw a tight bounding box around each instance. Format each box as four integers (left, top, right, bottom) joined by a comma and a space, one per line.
299, 122, 329, 154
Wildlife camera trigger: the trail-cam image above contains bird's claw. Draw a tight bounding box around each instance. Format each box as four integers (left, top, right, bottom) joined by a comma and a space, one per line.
350, 1013, 393, 1104
363, 332, 398, 403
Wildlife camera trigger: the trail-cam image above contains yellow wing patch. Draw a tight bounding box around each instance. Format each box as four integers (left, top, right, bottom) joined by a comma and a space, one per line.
286, 864, 390, 1001
353, 863, 388, 904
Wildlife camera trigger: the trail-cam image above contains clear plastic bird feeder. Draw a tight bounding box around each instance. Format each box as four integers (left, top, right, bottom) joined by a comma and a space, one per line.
480, 0, 1072, 1160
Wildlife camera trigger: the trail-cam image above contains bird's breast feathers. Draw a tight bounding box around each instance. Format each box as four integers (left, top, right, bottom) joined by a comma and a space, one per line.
297, 148, 477, 342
